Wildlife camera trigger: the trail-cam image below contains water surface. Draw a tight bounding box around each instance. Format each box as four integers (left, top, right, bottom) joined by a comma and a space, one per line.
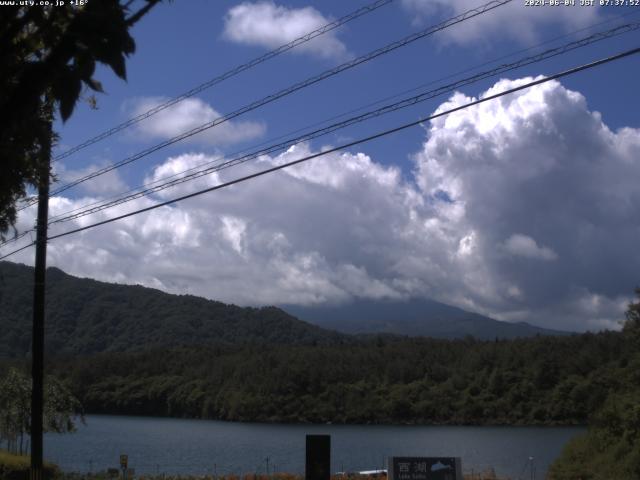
44, 415, 584, 478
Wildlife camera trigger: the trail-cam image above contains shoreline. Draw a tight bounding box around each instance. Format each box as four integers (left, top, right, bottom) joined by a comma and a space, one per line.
75, 411, 588, 428
0, 452, 511, 480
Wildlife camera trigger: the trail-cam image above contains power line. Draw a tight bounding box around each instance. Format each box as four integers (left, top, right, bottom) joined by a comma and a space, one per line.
41, 0, 512, 199
36, 47, 639, 244
0, 230, 32, 249
0, 241, 36, 261
10, 4, 638, 245
52, 0, 394, 163
17, 0, 612, 249
5, 47, 636, 261
6, 17, 638, 249
42, 10, 640, 226
44, 21, 640, 226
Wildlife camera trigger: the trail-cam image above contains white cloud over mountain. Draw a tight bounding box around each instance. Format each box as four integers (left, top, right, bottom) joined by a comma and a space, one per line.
8, 77, 640, 332
223, 1, 349, 59
401, 0, 600, 44
127, 97, 266, 147
502, 234, 558, 261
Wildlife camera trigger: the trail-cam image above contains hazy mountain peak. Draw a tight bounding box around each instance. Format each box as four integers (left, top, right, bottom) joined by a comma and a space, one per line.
281, 297, 572, 340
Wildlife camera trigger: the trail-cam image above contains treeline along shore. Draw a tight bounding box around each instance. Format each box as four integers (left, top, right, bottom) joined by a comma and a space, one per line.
3, 330, 639, 477
11, 330, 632, 426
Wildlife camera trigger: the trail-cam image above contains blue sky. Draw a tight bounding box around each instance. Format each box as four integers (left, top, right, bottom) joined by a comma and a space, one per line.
6, 0, 640, 331
55, 0, 640, 178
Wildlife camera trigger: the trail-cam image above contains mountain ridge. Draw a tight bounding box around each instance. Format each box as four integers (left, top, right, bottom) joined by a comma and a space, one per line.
0, 261, 346, 358
0, 261, 571, 359
282, 298, 572, 340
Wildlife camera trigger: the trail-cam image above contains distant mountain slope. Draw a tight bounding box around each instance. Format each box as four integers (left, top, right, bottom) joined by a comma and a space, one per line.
0, 262, 346, 358
282, 298, 572, 340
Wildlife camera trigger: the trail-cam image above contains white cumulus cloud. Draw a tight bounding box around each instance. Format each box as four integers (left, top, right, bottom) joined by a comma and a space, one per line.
53, 162, 128, 196
126, 97, 266, 147
413, 75, 640, 329
503, 234, 558, 261
6, 77, 640, 333
223, 1, 349, 59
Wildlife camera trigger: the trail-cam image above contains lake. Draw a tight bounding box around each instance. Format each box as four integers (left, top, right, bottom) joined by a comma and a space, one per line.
44, 415, 584, 478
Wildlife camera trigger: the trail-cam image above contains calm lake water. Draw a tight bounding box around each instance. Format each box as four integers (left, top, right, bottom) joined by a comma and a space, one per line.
44, 415, 584, 479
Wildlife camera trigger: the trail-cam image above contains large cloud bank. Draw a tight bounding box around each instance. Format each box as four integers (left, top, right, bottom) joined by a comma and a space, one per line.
8, 77, 639, 332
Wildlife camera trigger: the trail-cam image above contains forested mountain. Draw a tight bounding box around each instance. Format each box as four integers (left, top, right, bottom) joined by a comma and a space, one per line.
0, 262, 346, 357
0, 261, 571, 360
283, 298, 571, 340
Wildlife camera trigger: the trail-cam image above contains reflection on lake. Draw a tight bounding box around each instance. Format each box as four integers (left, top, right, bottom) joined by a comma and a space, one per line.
44, 415, 584, 478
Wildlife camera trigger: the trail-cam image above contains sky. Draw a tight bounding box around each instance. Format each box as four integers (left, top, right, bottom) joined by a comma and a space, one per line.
4, 0, 640, 332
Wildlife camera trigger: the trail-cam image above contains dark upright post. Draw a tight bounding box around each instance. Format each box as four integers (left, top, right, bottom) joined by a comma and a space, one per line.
31, 104, 52, 480
306, 435, 330, 480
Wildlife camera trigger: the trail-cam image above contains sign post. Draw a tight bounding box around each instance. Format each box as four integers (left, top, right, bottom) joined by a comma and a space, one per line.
388, 457, 462, 480
306, 435, 330, 480
120, 455, 128, 480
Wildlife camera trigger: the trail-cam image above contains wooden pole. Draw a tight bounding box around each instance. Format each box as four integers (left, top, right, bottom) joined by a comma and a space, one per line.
31, 101, 52, 480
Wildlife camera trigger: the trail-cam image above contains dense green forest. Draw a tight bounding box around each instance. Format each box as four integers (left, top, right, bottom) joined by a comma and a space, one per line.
548, 384, 640, 479
21, 331, 629, 426
0, 262, 346, 357
0, 262, 568, 358
548, 296, 640, 479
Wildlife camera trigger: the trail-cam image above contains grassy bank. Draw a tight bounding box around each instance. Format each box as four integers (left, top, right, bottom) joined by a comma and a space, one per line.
0, 457, 507, 480
0, 450, 59, 480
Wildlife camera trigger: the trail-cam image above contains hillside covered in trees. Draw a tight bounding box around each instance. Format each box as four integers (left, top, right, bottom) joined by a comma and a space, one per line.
0, 261, 346, 357
0, 262, 573, 359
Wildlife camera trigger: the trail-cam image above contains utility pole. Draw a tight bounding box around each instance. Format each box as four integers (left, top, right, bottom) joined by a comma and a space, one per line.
31, 99, 52, 480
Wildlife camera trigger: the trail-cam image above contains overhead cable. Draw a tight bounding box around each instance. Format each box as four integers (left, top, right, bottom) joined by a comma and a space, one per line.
3, 46, 638, 261
8, 16, 638, 248
43, 0, 513, 198
45, 22, 640, 225
43, 11, 640, 226
40, 47, 640, 244
53, 0, 394, 162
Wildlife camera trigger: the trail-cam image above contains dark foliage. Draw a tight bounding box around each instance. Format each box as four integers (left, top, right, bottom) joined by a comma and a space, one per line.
0, 262, 347, 357
0, 0, 163, 238
38, 330, 633, 426
548, 289, 640, 479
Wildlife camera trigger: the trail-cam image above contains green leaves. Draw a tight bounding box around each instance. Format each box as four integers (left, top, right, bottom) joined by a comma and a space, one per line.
0, 0, 164, 238
0, 368, 82, 455
53, 67, 83, 122
623, 287, 640, 335
549, 391, 640, 479
85, 78, 104, 94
